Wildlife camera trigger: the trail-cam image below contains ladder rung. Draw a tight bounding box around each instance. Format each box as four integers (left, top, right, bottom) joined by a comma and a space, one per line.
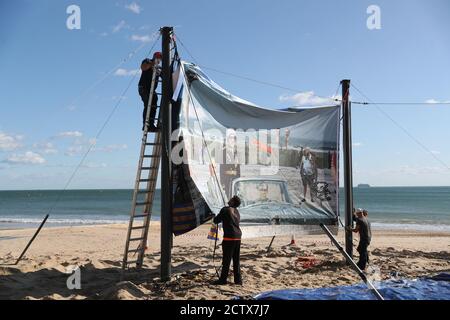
131, 225, 146, 230
133, 213, 150, 218
126, 260, 139, 265
143, 155, 157, 158
127, 249, 141, 253
135, 201, 151, 206
139, 178, 156, 182
129, 237, 145, 242
145, 142, 160, 146
137, 190, 155, 194
141, 166, 157, 170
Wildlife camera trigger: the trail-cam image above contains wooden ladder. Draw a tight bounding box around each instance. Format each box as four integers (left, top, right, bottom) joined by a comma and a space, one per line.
122, 67, 162, 270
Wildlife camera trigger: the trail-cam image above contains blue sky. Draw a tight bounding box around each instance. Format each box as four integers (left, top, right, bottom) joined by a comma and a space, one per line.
0, 0, 449, 190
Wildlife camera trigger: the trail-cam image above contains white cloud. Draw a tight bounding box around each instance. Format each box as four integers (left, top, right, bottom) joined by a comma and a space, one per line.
131, 34, 155, 43
57, 131, 83, 138
125, 2, 141, 14
81, 162, 108, 169
114, 68, 141, 76
367, 165, 450, 176
112, 20, 127, 33
279, 91, 337, 106
0, 132, 23, 151
65, 145, 84, 156
5, 151, 46, 165
33, 142, 58, 155
65, 138, 95, 156
397, 165, 449, 175
425, 98, 450, 104
94, 144, 128, 153
430, 150, 441, 155
65, 138, 126, 156
353, 142, 364, 147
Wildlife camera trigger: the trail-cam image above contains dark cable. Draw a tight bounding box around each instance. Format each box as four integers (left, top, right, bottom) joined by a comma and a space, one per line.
43, 33, 162, 218
174, 33, 339, 105
351, 83, 450, 171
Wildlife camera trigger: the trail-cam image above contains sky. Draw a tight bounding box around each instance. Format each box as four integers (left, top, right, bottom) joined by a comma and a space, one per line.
0, 0, 449, 190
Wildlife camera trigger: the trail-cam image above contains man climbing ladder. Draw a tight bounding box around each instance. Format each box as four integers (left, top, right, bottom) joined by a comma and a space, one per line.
122, 51, 163, 271
138, 51, 162, 132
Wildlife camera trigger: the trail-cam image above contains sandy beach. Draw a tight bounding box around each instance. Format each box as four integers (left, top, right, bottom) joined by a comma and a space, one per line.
0, 223, 449, 300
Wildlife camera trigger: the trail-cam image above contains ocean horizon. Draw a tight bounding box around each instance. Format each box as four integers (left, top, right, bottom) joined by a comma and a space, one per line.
0, 186, 449, 232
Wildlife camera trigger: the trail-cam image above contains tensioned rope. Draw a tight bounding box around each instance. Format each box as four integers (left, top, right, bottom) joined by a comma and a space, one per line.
175, 36, 450, 172
66, 31, 159, 110
350, 83, 450, 172
175, 34, 450, 109
352, 101, 450, 106
42, 33, 162, 218
174, 33, 341, 105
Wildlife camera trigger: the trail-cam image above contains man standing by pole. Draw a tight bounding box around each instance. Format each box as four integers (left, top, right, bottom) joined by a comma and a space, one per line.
349, 209, 371, 271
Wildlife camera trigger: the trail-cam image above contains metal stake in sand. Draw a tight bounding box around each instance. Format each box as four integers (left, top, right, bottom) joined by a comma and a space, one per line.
15, 214, 49, 265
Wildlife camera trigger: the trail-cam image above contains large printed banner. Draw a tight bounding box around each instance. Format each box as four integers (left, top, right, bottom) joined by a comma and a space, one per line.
172, 62, 340, 237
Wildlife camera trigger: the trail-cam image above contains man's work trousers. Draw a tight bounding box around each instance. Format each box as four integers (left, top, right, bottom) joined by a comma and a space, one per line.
219, 240, 242, 284
357, 241, 369, 271
139, 87, 158, 130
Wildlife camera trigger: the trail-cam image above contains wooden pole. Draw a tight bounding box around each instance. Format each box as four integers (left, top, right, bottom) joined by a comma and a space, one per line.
160, 26, 173, 281
15, 214, 49, 265
341, 79, 354, 258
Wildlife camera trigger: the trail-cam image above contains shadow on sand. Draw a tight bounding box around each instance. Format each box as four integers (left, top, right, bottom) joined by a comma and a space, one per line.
0, 259, 205, 300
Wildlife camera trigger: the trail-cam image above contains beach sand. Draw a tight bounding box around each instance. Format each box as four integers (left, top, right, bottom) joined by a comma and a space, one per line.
0, 223, 449, 300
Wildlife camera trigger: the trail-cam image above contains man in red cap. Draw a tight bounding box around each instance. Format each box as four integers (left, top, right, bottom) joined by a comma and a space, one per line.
138, 52, 162, 131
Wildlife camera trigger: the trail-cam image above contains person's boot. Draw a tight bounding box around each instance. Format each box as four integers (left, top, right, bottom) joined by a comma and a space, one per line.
213, 267, 229, 285
234, 273, 243, 285
212, 278, 228, 285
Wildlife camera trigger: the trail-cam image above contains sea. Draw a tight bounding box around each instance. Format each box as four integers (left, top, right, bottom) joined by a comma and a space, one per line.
0, 187, 449, 232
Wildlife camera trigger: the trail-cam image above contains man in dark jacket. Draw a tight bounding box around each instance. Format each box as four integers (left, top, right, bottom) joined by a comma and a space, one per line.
138, 52, 161, 132
350, 209, 372, 271
213, 195, 242, 285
